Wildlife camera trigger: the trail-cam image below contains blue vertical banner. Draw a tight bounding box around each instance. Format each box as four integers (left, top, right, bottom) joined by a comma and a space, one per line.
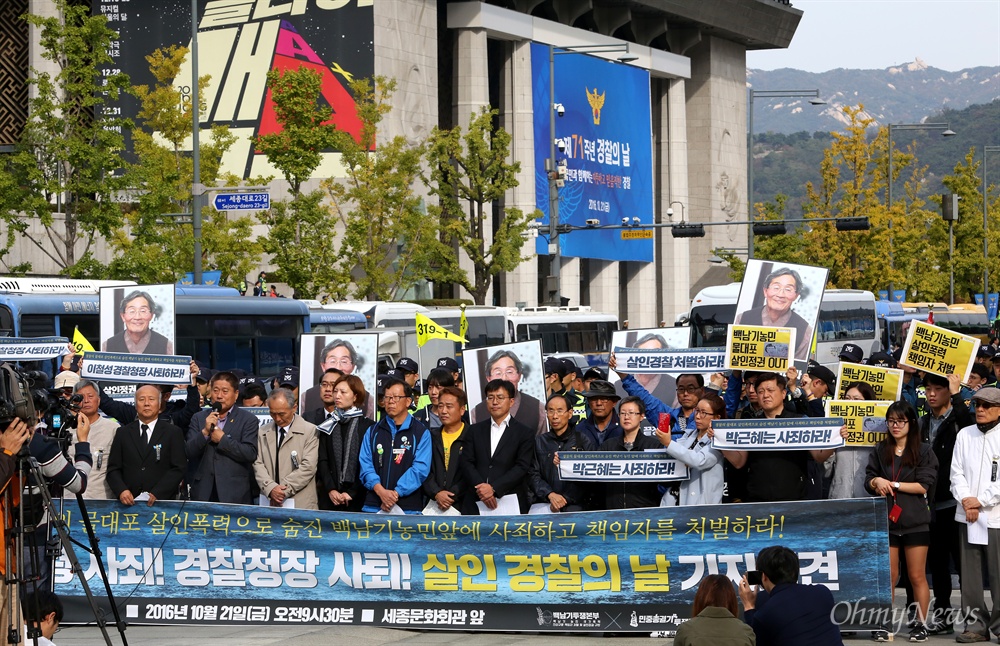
891, 290, 906, 303
976, 293, 1000, 320
877, 290, 889, 301
531, 42, 654, 262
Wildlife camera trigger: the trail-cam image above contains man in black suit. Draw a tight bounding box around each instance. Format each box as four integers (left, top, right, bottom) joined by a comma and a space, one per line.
186, 371, 260, 505
303, 368, 344, 425
461, 379, 534, 515
106, 384, 186, 506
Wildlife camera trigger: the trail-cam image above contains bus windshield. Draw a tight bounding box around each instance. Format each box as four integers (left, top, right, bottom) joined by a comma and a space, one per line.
689, 304, 735, 348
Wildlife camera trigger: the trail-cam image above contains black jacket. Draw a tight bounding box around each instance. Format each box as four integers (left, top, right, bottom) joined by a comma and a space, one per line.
744, 408, 812, 503
315, 413, 372, 512
919, 393, 974, 506
529, 428, 594, 509
865, 443, 938, 534
423, 424, 472, 510
597, 432, 662, 509
461, 417, 535, 514
107, 419, 187, 501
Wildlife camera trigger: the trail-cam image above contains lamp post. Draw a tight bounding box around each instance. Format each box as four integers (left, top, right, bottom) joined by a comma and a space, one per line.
747, 89, 824, 259
885, 122, 956, 300
544, 42, 637, 306
984, 145, 1000, 308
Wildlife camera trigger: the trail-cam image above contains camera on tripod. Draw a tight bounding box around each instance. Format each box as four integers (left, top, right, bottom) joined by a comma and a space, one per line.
0, 363, 82, 450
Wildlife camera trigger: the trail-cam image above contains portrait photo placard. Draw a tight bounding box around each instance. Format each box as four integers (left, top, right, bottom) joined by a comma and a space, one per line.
99, 284, 176, 356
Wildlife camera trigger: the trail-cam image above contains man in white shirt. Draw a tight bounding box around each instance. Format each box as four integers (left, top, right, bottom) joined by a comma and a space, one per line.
72, 379, 118, 499
950, 387, 1000, 644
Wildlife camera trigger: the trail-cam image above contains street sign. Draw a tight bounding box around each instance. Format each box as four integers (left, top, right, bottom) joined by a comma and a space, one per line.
212, 192, 270, 211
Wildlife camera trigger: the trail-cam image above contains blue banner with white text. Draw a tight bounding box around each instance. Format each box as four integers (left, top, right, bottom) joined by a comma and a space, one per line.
54, 499, 889, 631
531, 42, 654, 262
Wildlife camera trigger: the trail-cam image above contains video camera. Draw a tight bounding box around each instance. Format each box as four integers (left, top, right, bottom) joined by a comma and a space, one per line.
0, 362, 81, 447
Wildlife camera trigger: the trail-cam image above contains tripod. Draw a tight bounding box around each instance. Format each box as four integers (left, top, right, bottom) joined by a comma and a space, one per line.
4, 445, 128, 645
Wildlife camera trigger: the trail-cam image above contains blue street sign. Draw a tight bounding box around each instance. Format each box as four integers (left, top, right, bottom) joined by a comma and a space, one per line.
212, 192, 270, 211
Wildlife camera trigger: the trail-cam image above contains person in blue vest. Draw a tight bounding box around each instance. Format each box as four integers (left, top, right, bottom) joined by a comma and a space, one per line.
358, 378, 431, 514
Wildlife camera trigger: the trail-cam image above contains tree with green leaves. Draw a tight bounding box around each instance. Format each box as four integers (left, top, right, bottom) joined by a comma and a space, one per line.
95, 45, 263, 286
0, 1, 132, 273
256, 66, 345, 300
941, 148, 1000, 302
424, 107, 534, 305
323, 77, 453, 301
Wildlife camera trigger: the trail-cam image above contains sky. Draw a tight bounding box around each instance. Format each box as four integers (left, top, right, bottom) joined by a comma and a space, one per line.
749, 0, 1000, 73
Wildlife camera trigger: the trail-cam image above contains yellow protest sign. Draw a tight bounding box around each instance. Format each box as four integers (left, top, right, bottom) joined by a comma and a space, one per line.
415, 312, 467, 348
825, 400, 893, 446
834, 363, 904, 401
724, 325, 796, 372
72, 326, 95, 355
900, 320, 980, 381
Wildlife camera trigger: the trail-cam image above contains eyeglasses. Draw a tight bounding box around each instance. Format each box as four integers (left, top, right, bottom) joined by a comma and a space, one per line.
694, 409, 715, 417
886, 418, 908, 427
486, 395, 509, 403
383, 395, 409, 403
766, 284, 798, 296
489, 368, 520, 379
124, 307, 151, 316
977, 402, 999, 410
619, 411, 643, 418
676, 386, 702, 394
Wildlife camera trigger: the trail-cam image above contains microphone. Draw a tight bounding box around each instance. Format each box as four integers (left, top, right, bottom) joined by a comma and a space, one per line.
208, 401, 223, 435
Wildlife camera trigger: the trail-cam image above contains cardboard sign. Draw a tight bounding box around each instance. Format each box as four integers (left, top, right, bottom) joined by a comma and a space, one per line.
725, 325, 796, 372
900, 320, 980, 381
712, 418, 845, 451
825, 400, 893, 446
834, 363, 904, 401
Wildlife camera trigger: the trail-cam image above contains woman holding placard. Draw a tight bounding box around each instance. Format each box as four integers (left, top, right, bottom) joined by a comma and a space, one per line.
864, 401, 938, 643
656, 393, 725, 506
829, 382, 878, 499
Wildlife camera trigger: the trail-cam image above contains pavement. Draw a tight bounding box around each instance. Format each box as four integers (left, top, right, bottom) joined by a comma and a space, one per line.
54, 590, 995, 646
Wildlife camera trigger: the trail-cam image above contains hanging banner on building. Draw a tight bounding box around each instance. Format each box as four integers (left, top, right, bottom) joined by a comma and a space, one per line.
55, 499, 889, 631
824, 400, 892, 446
724, 325, 796, 372
900, 320, 980, 381
834, 363, 903, 401
712, 418, 845, 451
92, 0, 374, 179
531, 42, 653, 262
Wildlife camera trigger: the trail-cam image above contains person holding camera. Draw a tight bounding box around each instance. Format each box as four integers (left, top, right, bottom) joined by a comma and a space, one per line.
864, 401, 938, 642
738, 545, 842, 646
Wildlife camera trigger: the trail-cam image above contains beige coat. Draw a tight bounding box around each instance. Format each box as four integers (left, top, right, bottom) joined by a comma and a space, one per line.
253, 414, 319, 510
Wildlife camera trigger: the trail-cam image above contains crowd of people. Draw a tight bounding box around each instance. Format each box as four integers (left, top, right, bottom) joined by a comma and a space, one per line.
19, 334, 1000, 643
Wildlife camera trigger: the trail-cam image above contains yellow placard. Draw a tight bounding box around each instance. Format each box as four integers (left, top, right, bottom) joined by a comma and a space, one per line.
415, 312, 467, 348
724, 325, 796, 372
825, 400, 893, 446
72, 326, 95, 355
900, 320, 980, 381
621, 230, 653, 240
459, 306, 468, 345
834, 363, 904, 401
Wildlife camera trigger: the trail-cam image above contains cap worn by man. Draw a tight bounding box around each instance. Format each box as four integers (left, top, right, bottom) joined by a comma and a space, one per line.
277, 366, 299, 388
972, 387, 1000, 406
807, 365, 837, 392
54, 370, 80, 390
583, 366, 608, 381
544, 357, 567, 379
396, 357, 419, 374
436, 357, 460, 373
978, 346, 996, 359
866, 351, 898, 369
581, 380, 621, 400
839, 344, 864, 364
561, 358, 583, 381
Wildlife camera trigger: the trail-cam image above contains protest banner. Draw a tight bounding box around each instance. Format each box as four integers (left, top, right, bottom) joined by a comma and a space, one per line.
80, 352, 191, 384
834, 363, 903, 401
724, 325, 796, 372
900, 320, 980, 381
55, 499, 889, 632
825, 400, 893, 446
0, 337, 69, 360
558, 451, 689, 482
612, 346, 726, 374
99, 284, 176, 355
712, 418, 845, 451
608, 327, 691, 409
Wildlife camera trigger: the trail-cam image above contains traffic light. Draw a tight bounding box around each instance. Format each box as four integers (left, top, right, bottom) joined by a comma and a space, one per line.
671, 223, 705, 238
834, 217, 870, 231
941, 194, 959, 222
753, 221, 786, 236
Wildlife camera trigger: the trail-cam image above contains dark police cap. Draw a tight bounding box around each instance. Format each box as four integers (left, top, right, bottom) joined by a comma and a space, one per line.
396, 357, 419, 374
436, 357, 460, 373
580, 380, 621, 400
838, 344, 863, 363
544, 357, 567, 378
807, 365, 836, 391
866, 351, 898, 369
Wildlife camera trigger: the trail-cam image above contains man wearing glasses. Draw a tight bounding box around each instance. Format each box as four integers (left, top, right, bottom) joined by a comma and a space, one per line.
462, 379, 534, 514
358, 379, 431, 514
608, 353, 704, 436
950, 387, 1000, 643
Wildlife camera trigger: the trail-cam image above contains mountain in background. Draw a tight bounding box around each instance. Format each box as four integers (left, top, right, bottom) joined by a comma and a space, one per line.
751, 99, 1000, 219
748, 59, 999, 135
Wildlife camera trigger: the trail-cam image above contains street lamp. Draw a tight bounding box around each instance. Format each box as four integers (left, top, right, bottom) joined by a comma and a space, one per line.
544, 42, 636, 306
984, 145, 1000, 304
885, 122, 956, 300
747, 89, 825, 259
